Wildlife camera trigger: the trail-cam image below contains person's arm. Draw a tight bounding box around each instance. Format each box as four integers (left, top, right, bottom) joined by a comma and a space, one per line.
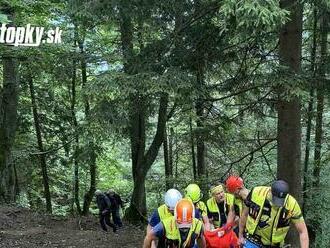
147, 224, 152, 234
146, 224, 158, 248
95, 197, 101, 213
197, 234, 206, 248
100, 198, 108, 214
144, 222, 164, 248
206, 205, 214, 230
202, 215, 211, 231
148, 210, 160, 230
226, 206, 236, 225
294, 221, 309, 248
200, 203, 211, 231
104, 195, 112, 210
239, 188, 250, 201
238, 206, 249, 245
116, 194, 124, 208
143, 231, 157, 248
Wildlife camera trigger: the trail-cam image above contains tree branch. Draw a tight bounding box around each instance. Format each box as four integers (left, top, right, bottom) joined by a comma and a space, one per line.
142, 93, 169, 174
219, 138, 276, 180
257, 131, 276, 180
206, 85, 261, 102
29, 137, 75, 156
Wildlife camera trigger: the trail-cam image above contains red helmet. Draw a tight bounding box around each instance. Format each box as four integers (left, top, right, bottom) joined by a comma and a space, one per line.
225, 175, 244, 193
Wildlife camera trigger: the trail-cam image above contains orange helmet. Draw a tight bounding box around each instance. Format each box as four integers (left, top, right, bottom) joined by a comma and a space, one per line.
174, 199, 195, 228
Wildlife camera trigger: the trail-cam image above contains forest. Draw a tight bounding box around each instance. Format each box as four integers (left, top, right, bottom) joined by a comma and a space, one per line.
0, 0, 329, 247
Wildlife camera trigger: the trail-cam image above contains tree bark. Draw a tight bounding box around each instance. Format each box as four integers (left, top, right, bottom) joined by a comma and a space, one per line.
70, 32, 82, 214
168, 128, 174, 187
13, 161, 19, 199
117, 1, 170, 222
302, 7, 317, 214
195, 62, 207, 192
312, 10, 328, 189
119, 0, 134, 75
278, 0, 303, 199
189, 117, 197, 180
310, 8, 328, 241
82, 146, 97, 215
0, 6, 19, 203
194, 0, 207, 192
129, 95, 146, 191
163, 126, 173, 190
79, 39, 97, 215
28, 74, 52, 213
0, 57, 19, 203
126, 94, 169, 222
277, 0, 303, 246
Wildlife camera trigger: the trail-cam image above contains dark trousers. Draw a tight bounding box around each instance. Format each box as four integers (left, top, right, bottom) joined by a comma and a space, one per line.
111, 208, 123, 227
233, 226, 239, 236
157, 237, 166, 248
100, 210, 116, 232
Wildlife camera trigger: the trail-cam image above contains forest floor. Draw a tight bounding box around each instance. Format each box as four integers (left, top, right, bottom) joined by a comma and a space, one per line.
0, 205, 145, 248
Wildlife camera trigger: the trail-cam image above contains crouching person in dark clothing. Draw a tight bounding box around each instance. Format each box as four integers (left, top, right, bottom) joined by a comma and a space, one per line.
107, 189, 123, 228
95, 190, 117, 233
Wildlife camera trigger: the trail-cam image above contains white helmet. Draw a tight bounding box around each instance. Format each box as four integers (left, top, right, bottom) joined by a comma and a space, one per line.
94, 190, 103, 196
164, 189, 182, 211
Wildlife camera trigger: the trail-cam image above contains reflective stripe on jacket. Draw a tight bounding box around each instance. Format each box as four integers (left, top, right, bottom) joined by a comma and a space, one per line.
234, 197, 243, 217
246, 186, 300, 245
206, 193, 234, 228
162, 216, 203, 248
157, 204, 173, 221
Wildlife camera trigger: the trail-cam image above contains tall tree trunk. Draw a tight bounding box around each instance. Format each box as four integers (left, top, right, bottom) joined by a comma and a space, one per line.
278, 0, 303, 199
13, 161, 19, 199
70, 33, 82, 214
0, 6, 19, 203
194, 0, 207, 192
79, 39, 97, 215
28, 74, 52, 213
189, 117, 197, 180
311, 9, 328, 240
277, 0, 303, 246
302, 7, 317, 214
118, 0, 146, 221
128, 95, 146, 219
163, 127, 169, 188
195, 63, 206, 192
168, 128, 174, 187
0, 57, 19, 203
175, 131, 179, 185
118, 1, 169, 222
163, 126, 173, 190
82, 146, 97, 215
312, 10, 328, 189
126, 94, 169, 222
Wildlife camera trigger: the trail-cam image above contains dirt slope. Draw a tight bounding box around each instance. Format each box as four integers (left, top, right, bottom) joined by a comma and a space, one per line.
0, 205, 144, 248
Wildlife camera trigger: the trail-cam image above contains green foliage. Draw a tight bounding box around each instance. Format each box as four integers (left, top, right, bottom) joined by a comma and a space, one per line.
220, 0, 289, 31
97, 144, 133, 200
0, 13, 9, 23
1, 0, 329, 244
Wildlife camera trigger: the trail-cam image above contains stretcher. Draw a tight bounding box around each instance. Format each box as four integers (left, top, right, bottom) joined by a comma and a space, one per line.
204, 227, 239, 248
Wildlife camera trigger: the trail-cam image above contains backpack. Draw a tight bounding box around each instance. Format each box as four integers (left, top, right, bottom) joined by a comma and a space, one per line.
106, 193, 118, 209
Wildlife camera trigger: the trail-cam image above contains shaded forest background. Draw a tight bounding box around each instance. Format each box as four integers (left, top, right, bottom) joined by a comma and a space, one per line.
0, 0, 329, 247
